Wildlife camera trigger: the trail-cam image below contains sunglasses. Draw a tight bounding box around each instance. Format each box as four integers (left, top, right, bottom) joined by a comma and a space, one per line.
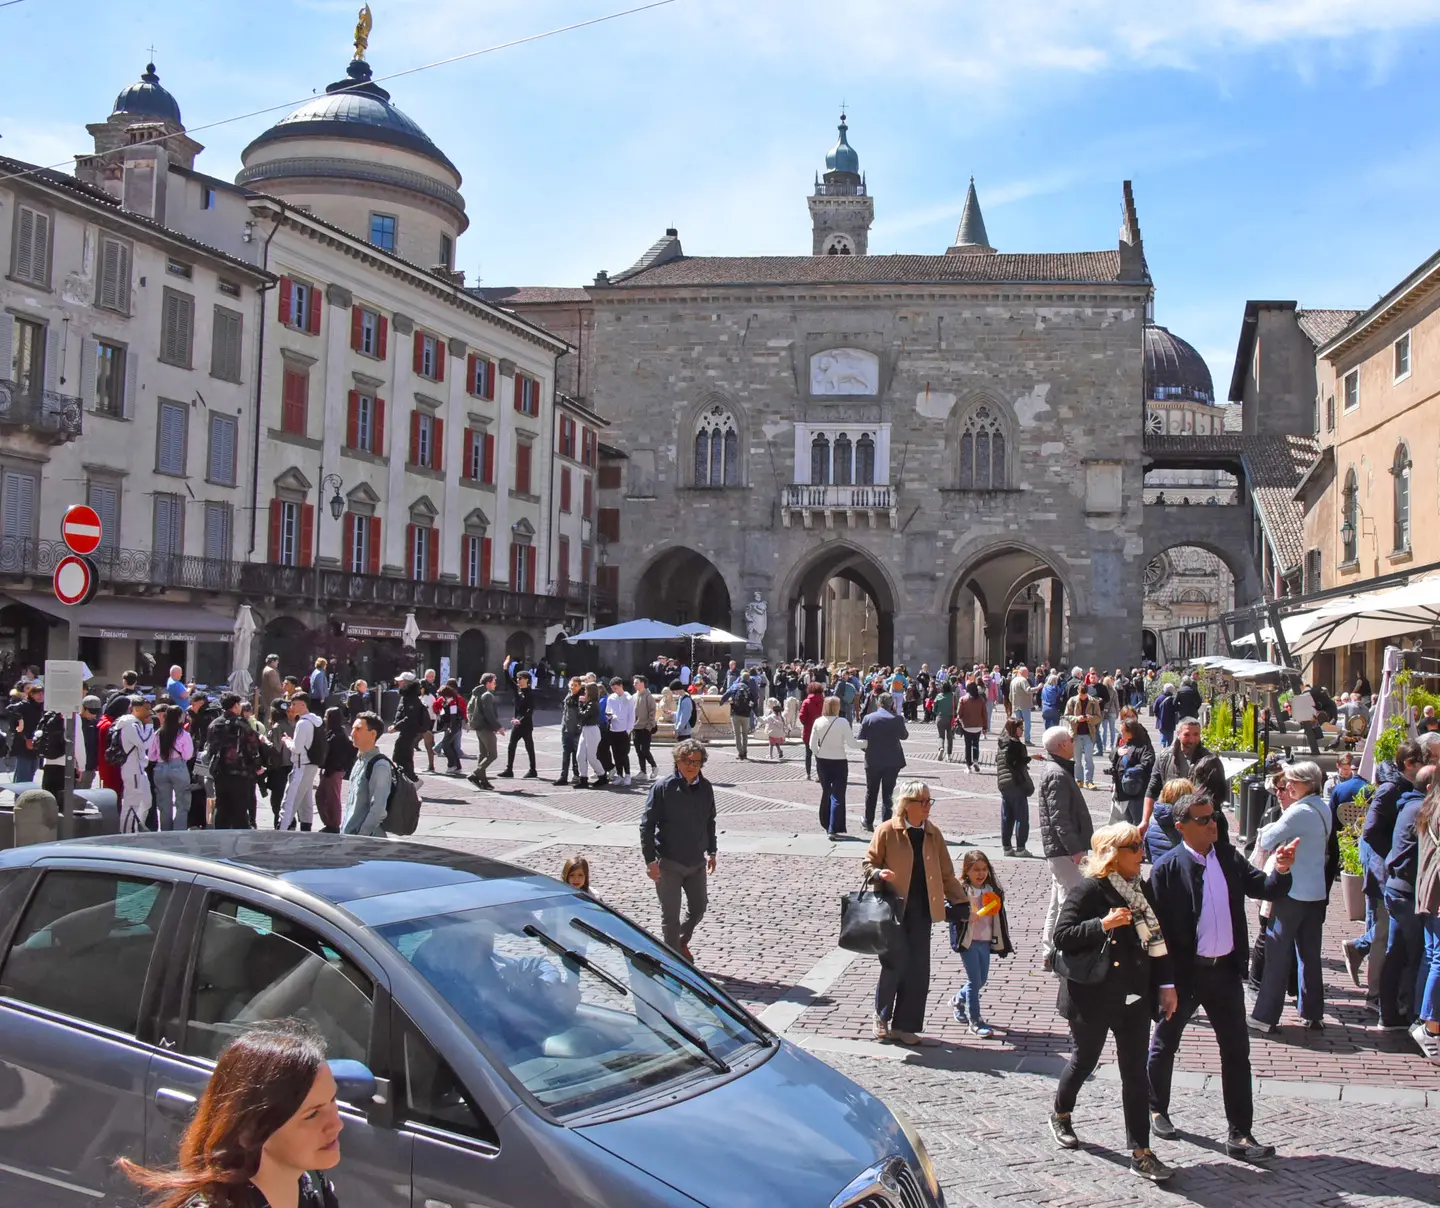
1116, 841, 1143, 852
1184, 813, 1217, 826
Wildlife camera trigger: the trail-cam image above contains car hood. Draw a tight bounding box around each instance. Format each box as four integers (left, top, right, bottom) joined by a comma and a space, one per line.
576, 1040, 906, 1208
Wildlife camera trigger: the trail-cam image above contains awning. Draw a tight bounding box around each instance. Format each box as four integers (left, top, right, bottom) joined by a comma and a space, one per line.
340, 623, 458, 641
1190, 655, 1297, 678
2, 592, 234, 642
1229, 611, 1319, 649
1287, 574, 1440, 655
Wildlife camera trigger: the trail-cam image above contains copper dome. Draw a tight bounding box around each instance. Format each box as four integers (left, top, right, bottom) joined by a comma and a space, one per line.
1144, 323, 1214, 405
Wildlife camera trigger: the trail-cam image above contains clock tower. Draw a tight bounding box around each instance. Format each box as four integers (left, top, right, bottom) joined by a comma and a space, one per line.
808, 115, 873, 256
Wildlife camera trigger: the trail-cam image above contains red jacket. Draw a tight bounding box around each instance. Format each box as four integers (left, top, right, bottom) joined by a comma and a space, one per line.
799, 690, 826, 742
96, 715, 123, 793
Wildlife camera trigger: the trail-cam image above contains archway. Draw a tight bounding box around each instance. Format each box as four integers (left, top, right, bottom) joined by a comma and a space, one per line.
945, 545, 1072, 668
505, 631, 535, 665
260, 614, 308, 683
1144, 544, 1237, 664
635, 547, 733, 629
457, 628, 488, 689
783, 542, 897, 667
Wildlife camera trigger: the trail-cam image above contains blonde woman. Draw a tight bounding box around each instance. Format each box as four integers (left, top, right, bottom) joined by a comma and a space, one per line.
809, 695, 856, 835
1050, 823, 1178, 1182
863, 780, 966, 1045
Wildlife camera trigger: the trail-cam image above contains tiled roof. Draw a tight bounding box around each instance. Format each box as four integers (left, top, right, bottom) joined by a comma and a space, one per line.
474, 286, 592, 305
1296, 308, 1363, 347
602, 251, 1129, 289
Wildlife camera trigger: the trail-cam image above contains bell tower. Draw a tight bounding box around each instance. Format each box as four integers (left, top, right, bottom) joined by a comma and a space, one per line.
808, 114, 873, 256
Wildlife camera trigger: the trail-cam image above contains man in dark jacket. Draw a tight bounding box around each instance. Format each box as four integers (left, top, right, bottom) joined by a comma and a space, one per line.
1143, 719, 1215, 831
467, 674, 502, 789
1378, 764, 1433, 1028
1174, 677, 1203, 720
205, 692, 264, 829
857, 698, 908, 828
498, 670, 537, 778
639, 738, 718, 960
1347, 742, 1423, 991
1038, 724, 1092, 969
1153, 685, 1178, 748
1147, 792, 1295, 1160
553, 677, 583, 785
6, 682, 44, 783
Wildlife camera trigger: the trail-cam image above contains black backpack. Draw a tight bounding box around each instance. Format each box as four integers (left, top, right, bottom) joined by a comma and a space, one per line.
305, 717, 329, 766
365, 754, 422, 836
209, 716, 260, 777
731, 684, 752, 715
37, 711, 67, 760
105, 721, 131, 766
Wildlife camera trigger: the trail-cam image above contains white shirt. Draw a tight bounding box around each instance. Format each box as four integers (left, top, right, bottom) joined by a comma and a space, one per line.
607, 692, 635, 733
679, 665, 692, 687
288, 712, 320, 767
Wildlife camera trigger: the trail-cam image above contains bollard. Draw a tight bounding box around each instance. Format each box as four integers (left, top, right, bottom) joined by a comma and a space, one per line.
14, 789, 60, 847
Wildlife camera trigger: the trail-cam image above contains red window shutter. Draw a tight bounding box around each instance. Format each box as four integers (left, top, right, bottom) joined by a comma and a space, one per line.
308, 285, 322, 336
267, 499, 283, 563
368, 518, 382, 575
558, 536, 570, 588
484, 360, 495, 400
582, 476, 593, 518
427, 527, 440, 582
514, 374, 524, 412
516, 442, 532, 494
413, 331, 424, 374
405, 524, 416, 575
282, 370, 307, 434
350, 305, 363, 351
278, 276, 293, 326
560, 467, 572, 512
372, 397, 385, 457
466, 353, 478, 395
480, 536, 492, 585
299, 503, 315, 567
343, 513, 355, 570
508, 539, 517, 589
432, 417, 444, 473
482, 433, 495, 484
525, 546, 536, 594
409, 410, 421, 465
462, 429, 475, 478
377, 315, 388, 360
346, 391, 359, 449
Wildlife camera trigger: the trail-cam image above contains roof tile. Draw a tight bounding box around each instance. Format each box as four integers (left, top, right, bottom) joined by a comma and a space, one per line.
1296, 308, 1363, 347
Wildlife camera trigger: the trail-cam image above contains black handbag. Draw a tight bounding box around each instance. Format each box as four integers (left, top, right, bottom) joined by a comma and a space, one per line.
1052, 935, 1112, 985
839, 877, 904, 955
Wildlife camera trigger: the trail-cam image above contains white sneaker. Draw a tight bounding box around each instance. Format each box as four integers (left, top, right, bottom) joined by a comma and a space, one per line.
624, 775, 633, 786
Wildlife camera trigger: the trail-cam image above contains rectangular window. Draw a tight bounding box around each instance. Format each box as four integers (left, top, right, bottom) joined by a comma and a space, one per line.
597, 507, 620, 543
462, 533, 487, 586
558, 535, 570, 590
559, 415, 576, 459
203, 186, 217, 210
211, 306, 243, 382
207, 413, 237, 486
281, 369, 308, 435
409, 523, 437, 580
410, 411, 443, 470
218, 279, 241, 299
511, 541, 535, 593
269, 498, 312, 567
354, 306, 383, 356
355, 394, 374, 452
369, 213, 397, 251
11, 204, 51, 285
514, 373, 540, 416
560, 466, 572, 512
166, 257, 193, 280
439, 233, 453, 270
415, 332, 442, 381
204, 502, 231, 561
153, 493, 184, 557
1, 468, 38, 539
279, 276, 322, 335
96, 235, 132, 312
12, 317, 45, 400
1343, 369, 1359, 411
156, 401, 188, 475
347, 513, 374, 574
515, 441, 532, 494
87, 479, 119, 552
1394, 332, 1411, 381
467, 355, 495, 399
582, 475, 593, 518
160, 287, 195, 367
95, 341, 127, 417
1325, 394, 1335, 433
581, 543, 592, 586
581, 426, 597, 467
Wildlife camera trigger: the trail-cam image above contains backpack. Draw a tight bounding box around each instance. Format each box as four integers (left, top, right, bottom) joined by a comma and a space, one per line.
37, 711, 68, 760
210, 716, 260, 777
730, 684, 752, 714
305, 718, 329, 766
106, 721, 131, 766
367, 754, 422, 836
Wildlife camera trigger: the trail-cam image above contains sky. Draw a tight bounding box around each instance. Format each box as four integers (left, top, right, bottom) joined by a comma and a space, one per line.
4, 0, 1440, 392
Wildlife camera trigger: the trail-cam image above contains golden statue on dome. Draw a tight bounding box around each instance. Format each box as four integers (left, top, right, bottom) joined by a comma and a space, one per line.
354, 4, 373, 60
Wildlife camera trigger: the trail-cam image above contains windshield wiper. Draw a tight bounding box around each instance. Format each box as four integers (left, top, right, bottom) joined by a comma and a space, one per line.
522, 924, 729, 1073
569, 917, 770, 1044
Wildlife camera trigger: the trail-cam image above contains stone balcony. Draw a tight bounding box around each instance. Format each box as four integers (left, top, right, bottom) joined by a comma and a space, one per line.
0, 380, 83, 443
780, 483, 898, 529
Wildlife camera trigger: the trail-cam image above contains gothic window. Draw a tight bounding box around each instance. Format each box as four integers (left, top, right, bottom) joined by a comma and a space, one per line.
810, 434, 831, 485
833, 434, 853, 485
822, 233, 854, 256
856, 434, 875, 485
1341, 467, 1358, 563
957, 404, 1007, 490
693, 404, 739, 487
1393, 442, 1412, 551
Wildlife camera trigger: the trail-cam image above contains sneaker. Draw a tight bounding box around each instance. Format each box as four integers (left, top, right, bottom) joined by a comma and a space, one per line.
1002, 846, 1015, 857
1226, 1133, 1275, 1161
524, 770, 539, 779
968, 1022, 994, 1039
1342, 939, 1365, 988
1015, 847, 1032, 858
889, 1030, 922, 1046
872, 1014, 889, 1041
1408, 1021, 1440, 1061
592, 775, 610, 787
572, 780, 589, 790
496, 770, 514, 779
551, 777, 569, 786
1301, 1018, 1325, 1032
1129, 1150, 1173, 1182
1371, 1020, 1409, 1033
1049, 1112, 1079, 1150
1150, 1111, 1177, 1139
950, 990, 968, 1023
624, 775, 633, 786
1246, 1015, 1276, 1034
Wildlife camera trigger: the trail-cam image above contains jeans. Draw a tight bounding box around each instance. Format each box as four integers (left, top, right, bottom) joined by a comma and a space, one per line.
1055, 1002, 1152, 1150
1253, 896, 1326, 1025
1044, 855, 1085, 957
559, 730, 579, 781
936, 722, 953, 758
436, 727, 462, 771
1420, 913, 1440, 1023
1379, 889, 1422, 1025
731, 714, 750, 758
12, 750, 37, 784
816, 757, 848, 834
152, 758, 191, 831
504, 721, 536, 773
655, 859, 707, 951
1000, 785, 1030, 850
956, 941, 992, 1024
864, 766, 900, 827
1020, 708, 1033, 745
1073, 734, 1095, 783
1147, 963, 1252, 1133
961, 729, 981, 768
875, 894, 933, 1033
633, 728, 657, 774
1099, 715, 1116, 754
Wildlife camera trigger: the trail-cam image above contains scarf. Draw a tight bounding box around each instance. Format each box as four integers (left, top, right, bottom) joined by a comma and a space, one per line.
1106, 872, 1168, 958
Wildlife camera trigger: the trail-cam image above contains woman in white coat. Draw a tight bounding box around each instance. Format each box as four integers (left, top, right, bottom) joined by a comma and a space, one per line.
809, 695, 857, 837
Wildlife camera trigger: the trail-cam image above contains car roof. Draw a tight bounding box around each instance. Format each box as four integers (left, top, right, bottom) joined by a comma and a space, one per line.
1, 832, 553, 909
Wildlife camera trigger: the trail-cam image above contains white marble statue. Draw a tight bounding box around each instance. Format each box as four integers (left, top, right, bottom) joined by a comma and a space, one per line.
744, 591, 768, 650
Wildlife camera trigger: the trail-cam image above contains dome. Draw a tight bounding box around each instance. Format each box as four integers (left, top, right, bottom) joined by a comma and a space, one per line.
824, 116, 859, 176
112, 62, 182, 126
241, 58, 458, 177
1144, 323, 1214, 404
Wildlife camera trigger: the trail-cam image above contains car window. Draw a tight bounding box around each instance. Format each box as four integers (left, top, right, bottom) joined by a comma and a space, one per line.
184, 896, 373, 1062
0, 870, 171, 1034
401, 1018, 498, 1146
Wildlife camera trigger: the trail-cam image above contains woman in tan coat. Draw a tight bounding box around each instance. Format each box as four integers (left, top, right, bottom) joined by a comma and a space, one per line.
864, 780, 967, 1044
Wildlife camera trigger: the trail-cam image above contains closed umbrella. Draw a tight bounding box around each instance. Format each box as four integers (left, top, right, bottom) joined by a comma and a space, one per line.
402, 612, 421, 650
1359, 645, 1415, 781
228, 604, 256, 696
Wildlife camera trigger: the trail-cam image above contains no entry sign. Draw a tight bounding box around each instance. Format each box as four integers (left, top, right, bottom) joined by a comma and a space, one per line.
54, 555, 99, 606
61, 504, 103, 556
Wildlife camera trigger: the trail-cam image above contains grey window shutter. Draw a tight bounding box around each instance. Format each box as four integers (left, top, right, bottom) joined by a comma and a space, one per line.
124, 347, 137, 418
154, 495, 183, 557
79, 337, 97, 407
115, 241, 131, 310
180, 295, 194, 365
0, 314, 15, 383
44, 326, 61, 392
161, 294, 177, 363
88, 482, 119, 550
14, 208, 35, 280
31, 212, 50, 283
205, 503, 231, 560
209, 414, 236, 484
3, 471, 37, 539
159, 403, 186, 474
99, 239, 120, 308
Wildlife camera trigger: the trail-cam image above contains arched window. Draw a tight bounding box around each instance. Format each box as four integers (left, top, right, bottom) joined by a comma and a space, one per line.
1393, 442, 1412, 551
833, 434, 853, 485
957, 404, 1007, 490
856, 434, 875, 485
810, 433, 831, 485
1342, 468, 1358, 564
693, 404, 739, 487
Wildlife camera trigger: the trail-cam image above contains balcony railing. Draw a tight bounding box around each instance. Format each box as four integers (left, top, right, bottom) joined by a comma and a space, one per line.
0, 380, 83, 442
0, 537, 566, 623
781, 483, 898, 530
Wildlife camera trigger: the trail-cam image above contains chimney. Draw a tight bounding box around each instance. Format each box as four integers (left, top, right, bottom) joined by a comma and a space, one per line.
121, 124, 170, 222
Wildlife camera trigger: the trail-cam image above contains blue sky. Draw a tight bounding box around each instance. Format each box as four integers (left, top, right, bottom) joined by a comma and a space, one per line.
5, 0, 1440, 392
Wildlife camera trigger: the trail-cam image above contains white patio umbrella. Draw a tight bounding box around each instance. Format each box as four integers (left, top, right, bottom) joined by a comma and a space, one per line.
676, 621, 747, 672
566, 618, 688, 641
1359, 645, 1416, 781
228, 604, 257, 697
1288, 575, 1440, 656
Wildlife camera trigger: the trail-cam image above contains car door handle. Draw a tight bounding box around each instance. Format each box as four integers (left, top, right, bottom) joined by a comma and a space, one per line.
154, 1087, 198, 1122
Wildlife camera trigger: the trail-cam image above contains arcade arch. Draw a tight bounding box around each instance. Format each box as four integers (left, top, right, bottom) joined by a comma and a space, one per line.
944, 544, 1072, 668
783, 542, 897, 667
635, 547, 733, 629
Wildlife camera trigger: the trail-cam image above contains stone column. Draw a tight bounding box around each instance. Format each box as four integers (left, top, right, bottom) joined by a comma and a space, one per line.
1048, 580, 1065, 666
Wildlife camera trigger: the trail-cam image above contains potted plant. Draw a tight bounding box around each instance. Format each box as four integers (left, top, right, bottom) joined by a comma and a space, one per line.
1338, 818, 1366, 922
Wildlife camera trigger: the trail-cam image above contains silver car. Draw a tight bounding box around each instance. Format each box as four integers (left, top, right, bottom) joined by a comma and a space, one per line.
0, 832, 944, 1207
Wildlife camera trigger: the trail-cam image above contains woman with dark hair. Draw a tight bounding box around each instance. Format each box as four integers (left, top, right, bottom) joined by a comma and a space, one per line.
798, 682, 826, 781
957, 681, 987, 772
265, 699, 293, 829
995, 715, 1034, 856
1109, 717, 1155, 826
147, 703, 194, 832
317, 708, 357, 833
96, 693, 132, 796
120, 1020, 342, 1208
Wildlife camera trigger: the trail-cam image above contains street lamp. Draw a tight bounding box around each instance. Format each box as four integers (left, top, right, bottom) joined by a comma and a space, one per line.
313, 472, 344, 614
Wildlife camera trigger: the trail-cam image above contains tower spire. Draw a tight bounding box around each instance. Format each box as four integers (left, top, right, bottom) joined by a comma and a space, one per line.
946, 177, 995, 255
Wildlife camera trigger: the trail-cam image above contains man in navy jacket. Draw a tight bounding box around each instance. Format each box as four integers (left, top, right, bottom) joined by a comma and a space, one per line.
1146, 791, 1296, 1161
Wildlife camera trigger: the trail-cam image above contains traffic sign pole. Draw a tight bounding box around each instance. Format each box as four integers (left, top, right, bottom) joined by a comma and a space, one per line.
52, 504, 105, 832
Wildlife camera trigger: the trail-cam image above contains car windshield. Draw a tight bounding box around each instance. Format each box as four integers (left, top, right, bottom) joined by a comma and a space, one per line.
376, 894, 769, 1119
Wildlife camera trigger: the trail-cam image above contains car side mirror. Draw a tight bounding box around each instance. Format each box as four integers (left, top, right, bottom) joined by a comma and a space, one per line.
328, 1059, 377, 1105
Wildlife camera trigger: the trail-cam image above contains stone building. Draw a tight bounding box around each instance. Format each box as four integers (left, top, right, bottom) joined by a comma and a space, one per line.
499, 121, 1155, 671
